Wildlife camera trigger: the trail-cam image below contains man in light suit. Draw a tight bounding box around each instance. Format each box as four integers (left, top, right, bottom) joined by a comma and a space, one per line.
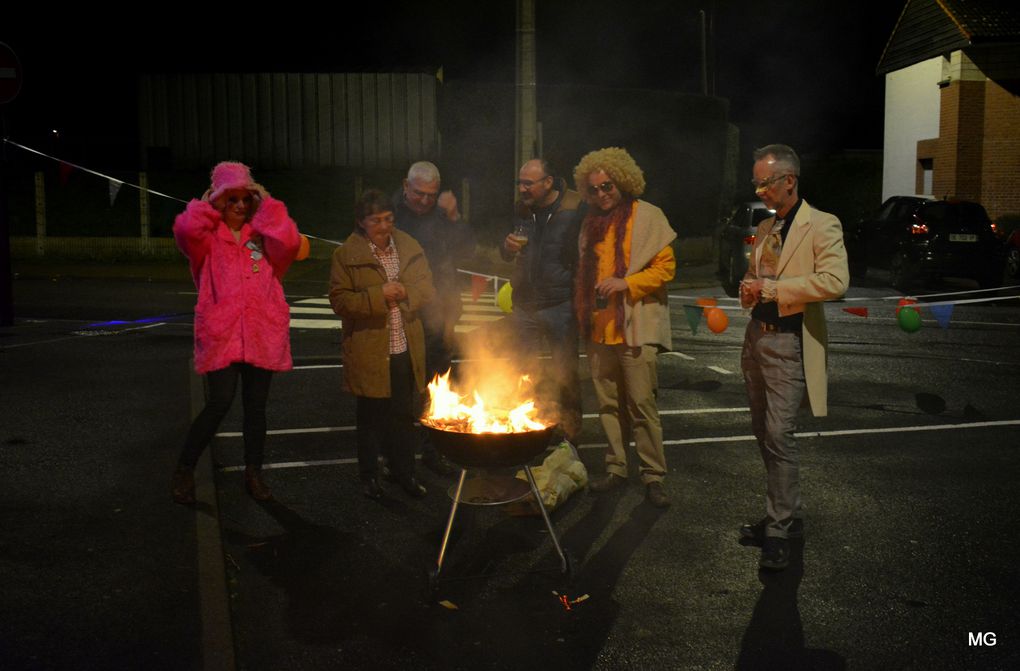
738, 144, 849, 570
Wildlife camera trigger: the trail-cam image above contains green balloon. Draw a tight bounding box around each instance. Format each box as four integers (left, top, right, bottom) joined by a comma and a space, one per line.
898, 306, 922, 333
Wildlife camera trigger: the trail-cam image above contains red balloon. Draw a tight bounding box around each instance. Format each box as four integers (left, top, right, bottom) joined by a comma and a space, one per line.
896, 297, 917, 315
706, 307, 729, 333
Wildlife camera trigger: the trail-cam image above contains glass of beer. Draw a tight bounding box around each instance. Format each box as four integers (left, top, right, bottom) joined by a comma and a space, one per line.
510, 223, 529, 249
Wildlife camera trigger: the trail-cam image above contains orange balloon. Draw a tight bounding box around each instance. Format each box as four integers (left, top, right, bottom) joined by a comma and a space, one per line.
295, 234, 311, 261
696, 296, 718, 315
706, 307, 729, 333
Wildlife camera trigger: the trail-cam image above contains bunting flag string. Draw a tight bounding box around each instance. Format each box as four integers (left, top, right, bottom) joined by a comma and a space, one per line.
679, 290, 1019, 335
3, 138, 188, 203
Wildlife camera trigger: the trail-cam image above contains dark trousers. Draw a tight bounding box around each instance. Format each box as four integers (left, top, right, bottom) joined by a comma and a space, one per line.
178, 363, 273, 470
356, 351, 418, 482
510, 300, 582, 442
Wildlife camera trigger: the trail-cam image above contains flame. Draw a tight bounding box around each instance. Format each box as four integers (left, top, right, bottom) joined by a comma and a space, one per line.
423, 370, 548, 434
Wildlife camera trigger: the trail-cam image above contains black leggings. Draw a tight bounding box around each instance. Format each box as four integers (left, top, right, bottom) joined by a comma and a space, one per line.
178, 363, 273, 470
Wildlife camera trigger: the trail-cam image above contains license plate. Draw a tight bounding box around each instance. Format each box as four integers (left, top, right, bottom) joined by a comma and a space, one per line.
949, 233, 977, 242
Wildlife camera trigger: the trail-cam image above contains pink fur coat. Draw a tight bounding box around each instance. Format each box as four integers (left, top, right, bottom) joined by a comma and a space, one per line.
173, 196, 300, 374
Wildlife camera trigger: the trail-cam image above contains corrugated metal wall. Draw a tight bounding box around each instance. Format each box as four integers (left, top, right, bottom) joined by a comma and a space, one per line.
138, 72, 439, 170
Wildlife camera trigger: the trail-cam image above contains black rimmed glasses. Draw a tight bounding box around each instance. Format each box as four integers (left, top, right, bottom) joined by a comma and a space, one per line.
587, 181, 616, 196
751, 173, 793, 191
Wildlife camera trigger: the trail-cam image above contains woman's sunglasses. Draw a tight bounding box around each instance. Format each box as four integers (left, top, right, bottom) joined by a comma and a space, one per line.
587, 181, 616, 196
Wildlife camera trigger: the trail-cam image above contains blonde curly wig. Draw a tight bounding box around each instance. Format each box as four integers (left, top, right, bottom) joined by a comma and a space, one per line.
572, 147, 646, 199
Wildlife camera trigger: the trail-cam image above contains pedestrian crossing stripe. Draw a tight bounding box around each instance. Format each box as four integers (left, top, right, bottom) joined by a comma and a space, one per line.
288, 293, 508, 331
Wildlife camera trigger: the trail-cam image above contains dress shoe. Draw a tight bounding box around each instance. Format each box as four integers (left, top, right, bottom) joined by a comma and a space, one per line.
589, 472, 626, 493
172, 466, 196, 505
421, 450, 458, 477
398, 477, 428, 499
361, 477, 384, 501
739, 517, 803, 545
645, 481, 671, 509
244, 465, 273, 502
759, 536, 790, 571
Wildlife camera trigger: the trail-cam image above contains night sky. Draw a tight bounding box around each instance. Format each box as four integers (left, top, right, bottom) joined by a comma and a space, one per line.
2, 1, 905, 167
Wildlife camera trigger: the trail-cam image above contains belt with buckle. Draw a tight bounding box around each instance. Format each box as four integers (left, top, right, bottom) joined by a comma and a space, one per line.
754, 319, 799, 334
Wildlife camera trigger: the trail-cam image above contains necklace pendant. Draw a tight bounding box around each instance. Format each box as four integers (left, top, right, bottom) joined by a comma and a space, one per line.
252, 263, 260, 273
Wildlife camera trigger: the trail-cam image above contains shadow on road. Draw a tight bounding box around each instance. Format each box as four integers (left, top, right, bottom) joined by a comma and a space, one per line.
735, 539, 845, 670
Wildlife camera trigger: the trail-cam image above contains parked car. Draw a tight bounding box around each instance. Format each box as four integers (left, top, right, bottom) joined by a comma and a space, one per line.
717, 201, 774, 297
1005, 228, 1020, 281
843, 196, 1005, 291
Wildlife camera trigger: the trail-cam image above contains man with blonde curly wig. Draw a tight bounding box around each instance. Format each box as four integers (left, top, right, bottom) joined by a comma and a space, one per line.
573, 147, 676, 509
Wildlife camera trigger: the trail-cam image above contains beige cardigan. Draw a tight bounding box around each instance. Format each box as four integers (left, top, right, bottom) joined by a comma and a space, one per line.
580, 200, 677, 352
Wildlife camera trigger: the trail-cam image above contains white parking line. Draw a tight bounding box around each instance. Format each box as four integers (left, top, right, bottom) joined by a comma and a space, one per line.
219, 418, 1020, 472
290, 306, 335, 315
706, 365, 735, 375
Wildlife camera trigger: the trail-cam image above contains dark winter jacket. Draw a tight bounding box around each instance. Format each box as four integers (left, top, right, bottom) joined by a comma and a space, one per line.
500, 178, 585, 309
392, 193, 475, 334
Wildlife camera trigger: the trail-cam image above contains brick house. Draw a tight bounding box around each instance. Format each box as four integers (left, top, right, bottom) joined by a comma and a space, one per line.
878, 0, 1020, 224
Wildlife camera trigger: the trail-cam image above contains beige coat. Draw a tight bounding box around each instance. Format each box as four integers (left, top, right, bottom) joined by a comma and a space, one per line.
619, 200, 677, 351
329, 229, 436, 398
746, 200, 849, 416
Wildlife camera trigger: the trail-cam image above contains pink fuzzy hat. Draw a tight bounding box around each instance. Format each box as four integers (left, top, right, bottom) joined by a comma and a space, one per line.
208, 161, 257, 203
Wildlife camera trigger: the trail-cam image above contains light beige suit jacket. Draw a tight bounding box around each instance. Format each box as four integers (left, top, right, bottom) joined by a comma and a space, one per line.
745, 200, 849, 416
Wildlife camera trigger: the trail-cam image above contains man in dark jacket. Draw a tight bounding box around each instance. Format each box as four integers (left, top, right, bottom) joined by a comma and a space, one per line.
500, 159, 585, 446
393, 160, 475, 475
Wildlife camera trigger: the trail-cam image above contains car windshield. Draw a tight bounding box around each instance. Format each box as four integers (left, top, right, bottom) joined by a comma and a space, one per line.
920, 202, 991, 232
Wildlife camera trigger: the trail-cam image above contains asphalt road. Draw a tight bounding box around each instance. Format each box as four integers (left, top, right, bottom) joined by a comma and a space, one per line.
3, 258, 1020, 670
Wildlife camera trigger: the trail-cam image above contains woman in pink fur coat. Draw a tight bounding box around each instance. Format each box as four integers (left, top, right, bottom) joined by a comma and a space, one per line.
171, 161, 300, 505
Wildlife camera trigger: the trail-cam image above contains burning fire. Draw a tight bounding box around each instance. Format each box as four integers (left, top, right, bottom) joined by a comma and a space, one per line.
423, 370, 549, 434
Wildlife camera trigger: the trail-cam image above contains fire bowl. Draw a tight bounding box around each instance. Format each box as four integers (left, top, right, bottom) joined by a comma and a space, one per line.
421, 422, 556, 470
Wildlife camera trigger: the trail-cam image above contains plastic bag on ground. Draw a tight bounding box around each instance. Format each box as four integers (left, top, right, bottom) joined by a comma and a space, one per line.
509, 442, 588, 515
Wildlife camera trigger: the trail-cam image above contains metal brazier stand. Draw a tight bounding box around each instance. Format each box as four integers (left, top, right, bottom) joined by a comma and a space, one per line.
422, 423, 573, 596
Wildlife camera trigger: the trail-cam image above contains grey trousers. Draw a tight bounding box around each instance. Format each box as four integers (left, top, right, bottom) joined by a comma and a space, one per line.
740, 322, 806, 538
588, 342, 667, 484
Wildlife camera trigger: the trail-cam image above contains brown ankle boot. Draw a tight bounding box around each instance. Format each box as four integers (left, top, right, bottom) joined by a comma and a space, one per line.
172, 466, 196, 505
245, 465, 273, 501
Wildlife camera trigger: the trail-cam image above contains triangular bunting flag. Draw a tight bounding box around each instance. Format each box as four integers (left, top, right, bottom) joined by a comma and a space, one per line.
842, 306, 869, 317
928, 303, 954, 329
683, 305, 702, 335
58, 161, 74, 187
108, 179, 123, 206
471, 274, 487, 302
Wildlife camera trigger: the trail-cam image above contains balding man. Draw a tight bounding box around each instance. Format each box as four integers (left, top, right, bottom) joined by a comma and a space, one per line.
500, 159, 585, 447
393, 161, 475, 476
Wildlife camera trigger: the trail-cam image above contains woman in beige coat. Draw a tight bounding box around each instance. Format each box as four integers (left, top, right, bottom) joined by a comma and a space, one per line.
329, 189, 436, 500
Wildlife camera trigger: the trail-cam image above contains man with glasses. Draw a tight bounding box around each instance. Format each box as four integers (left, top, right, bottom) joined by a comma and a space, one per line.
500, 158, 586, 448
572, 147, 676, 509
738, 144, 849, 570
393, 161, 475, 476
